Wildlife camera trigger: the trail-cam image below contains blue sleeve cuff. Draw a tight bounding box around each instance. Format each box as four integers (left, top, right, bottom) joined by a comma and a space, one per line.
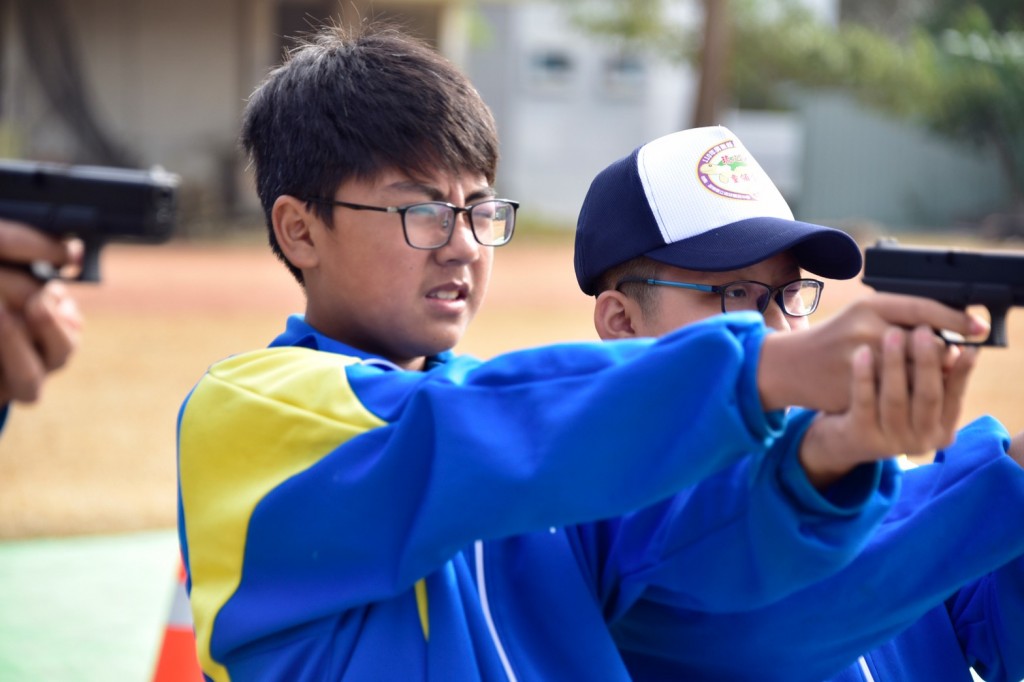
737, 321, 785, 440
776, 409, 898, 516
0, 403, 8, 434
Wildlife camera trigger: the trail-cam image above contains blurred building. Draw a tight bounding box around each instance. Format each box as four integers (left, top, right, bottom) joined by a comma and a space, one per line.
0, 0, 1012, 232
0, 0, 471, 228
463, 1, 699, 226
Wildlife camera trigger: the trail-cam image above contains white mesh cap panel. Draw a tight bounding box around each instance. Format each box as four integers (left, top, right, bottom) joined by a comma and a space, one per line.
636, 126, 795, 244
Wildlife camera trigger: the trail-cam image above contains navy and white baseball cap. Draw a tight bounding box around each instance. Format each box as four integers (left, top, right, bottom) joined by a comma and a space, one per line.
574, 126, 863, 295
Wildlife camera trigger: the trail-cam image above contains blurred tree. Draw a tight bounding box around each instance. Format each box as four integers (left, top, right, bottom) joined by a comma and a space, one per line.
563, 0, 726, 126
567, 0, 668, 45
838, 0, 932, 39
731, 0, 1024, 226
565, 0, 1024, 227
927, 10, 1024, 232
838, 0, 1024, 35
692, 0, 731, 126
925, 0, 1024, 32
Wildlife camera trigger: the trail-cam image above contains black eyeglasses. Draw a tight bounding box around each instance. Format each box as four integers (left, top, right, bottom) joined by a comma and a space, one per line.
615, 277, 825, 317
304, 197, 519, 250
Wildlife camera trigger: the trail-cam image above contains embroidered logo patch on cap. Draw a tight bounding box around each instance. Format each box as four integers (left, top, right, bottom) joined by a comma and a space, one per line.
698, 140, 762, 201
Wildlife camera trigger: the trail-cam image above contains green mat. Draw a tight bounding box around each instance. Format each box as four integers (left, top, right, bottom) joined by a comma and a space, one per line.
0, 530, 179, 681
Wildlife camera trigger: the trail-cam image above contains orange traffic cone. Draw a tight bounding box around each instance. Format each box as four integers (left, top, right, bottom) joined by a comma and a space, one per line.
152, 559, 204, 681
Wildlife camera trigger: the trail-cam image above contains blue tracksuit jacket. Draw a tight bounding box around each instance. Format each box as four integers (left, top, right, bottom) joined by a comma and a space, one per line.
177, 313, 897, 681
613, 416, 1024, 682
825, 419, 1024, 682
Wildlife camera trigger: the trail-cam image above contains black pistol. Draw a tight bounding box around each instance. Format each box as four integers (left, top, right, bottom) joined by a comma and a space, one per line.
0, 159, 180, 281
863, 237, 1024, 347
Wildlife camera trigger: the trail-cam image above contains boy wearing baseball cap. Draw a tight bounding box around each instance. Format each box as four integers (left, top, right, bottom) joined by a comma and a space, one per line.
577, 125, 1024, 681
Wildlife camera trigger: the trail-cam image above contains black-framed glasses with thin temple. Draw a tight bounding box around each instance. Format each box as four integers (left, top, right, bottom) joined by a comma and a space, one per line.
615, 277, 825, 317
303, 197, 519, 250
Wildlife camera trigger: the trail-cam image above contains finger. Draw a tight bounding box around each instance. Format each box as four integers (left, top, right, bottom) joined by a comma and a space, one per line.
878, 327, 911, 449
847, 343, 878, 425
0, 219, 75, 266
24, 282, 83, 371
62, 238, 85, 277
66, 238, 85, 266
909, 324, 944, 448
0, 303, 47, 403
870, 293, 989, 340
0, 265, 46, 312
937, 345, 978, 448
941, 341, 962, 373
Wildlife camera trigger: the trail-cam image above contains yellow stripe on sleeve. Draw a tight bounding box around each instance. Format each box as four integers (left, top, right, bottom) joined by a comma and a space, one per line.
178, 347, 386, 682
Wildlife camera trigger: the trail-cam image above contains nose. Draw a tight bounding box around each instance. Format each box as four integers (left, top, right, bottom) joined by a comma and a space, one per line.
435, 211, 480, 263
761, 297, 794, 332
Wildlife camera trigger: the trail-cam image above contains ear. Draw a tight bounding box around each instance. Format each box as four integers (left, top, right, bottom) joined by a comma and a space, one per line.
271, 195, 320, 270
594, 290, 642, 340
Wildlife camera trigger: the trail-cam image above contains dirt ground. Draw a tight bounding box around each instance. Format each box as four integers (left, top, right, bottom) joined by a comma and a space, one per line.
1, 235, 1021, 538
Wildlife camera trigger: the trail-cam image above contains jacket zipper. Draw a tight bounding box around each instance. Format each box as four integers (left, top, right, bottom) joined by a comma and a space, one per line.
858, 656, 876, 682
475, 540, 518, 681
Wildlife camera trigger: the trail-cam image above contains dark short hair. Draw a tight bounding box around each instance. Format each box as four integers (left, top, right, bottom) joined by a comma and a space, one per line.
240, 23, 500, 282
597, 256, 661, 317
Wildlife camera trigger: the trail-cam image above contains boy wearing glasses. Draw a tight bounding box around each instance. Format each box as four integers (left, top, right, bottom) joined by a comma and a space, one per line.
577, 125, 1024, 681
177, 26, 987, 681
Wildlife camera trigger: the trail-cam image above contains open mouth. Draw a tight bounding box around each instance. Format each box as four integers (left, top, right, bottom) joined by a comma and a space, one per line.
426, 283, 468, 302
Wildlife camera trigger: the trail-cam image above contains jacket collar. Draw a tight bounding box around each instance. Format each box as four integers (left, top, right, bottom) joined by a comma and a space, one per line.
270, 314, 454, 370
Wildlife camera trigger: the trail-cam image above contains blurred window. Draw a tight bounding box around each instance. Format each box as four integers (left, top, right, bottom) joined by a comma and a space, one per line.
527, 49, 575, 94
601, 54, 646, 99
